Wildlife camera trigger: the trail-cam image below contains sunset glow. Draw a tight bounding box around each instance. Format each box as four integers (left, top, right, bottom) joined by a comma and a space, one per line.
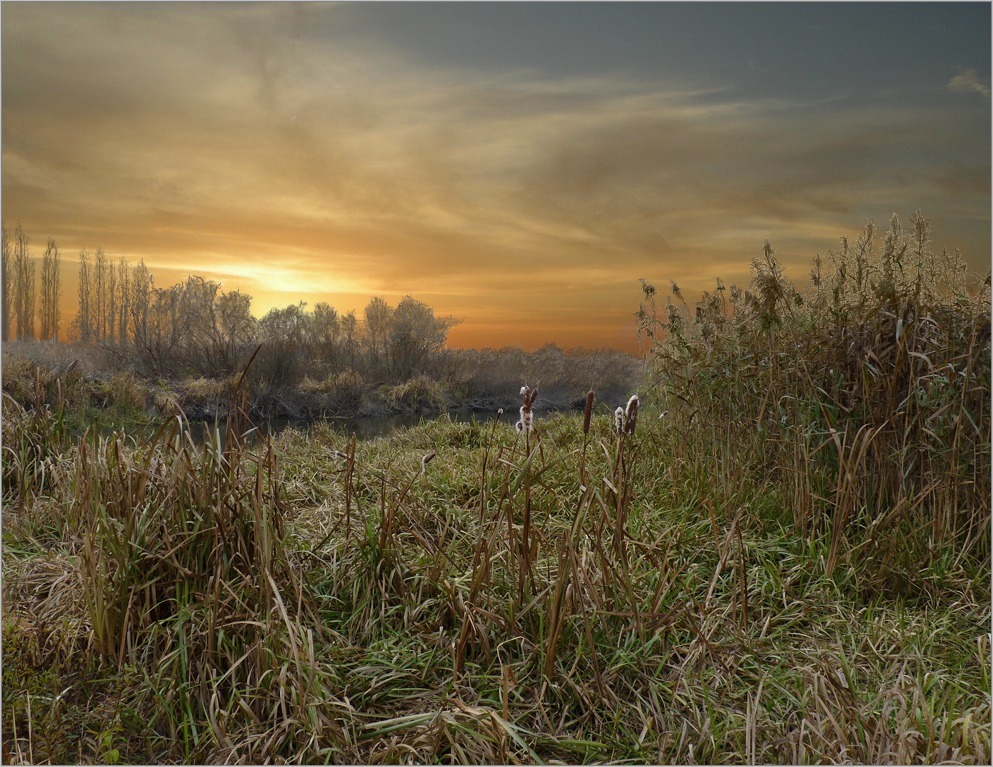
3, 2, 990, 353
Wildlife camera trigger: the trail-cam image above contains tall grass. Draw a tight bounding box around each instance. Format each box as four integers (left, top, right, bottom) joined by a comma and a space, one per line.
85, 402, 353, 761
638, 211, 991, 596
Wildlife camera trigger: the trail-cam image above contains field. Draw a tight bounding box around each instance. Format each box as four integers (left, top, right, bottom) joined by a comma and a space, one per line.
2, 219, 990, 764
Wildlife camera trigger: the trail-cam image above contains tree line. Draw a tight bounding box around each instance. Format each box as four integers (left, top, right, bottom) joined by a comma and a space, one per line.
2, 223, 62, 343
1, 221, 459, 388
119, 275, 459, 388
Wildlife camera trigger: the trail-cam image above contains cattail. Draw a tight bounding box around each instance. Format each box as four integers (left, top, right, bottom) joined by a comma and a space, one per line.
614, 407, 624, 435
518, 385, 538, 433
497, 408, 504, 416
421, 451, 436, 474
582, 390, 595, 435
624, 395, 639, 435
515, 420, 524, 433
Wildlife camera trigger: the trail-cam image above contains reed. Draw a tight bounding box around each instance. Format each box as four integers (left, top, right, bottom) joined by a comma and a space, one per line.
638, 211, 991, 594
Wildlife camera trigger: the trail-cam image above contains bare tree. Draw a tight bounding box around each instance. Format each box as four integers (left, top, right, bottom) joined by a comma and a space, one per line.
341, 310, 358, 370
311, 302, 340, 371
94, 249, 107, 341
215, 289, 256, 373
40, 239, 61, 341
175, 275, 222, 374
133, 283, 184, 377
129, 260, 151, 347
13, 225, 35, 340
106, 258, 117, 344
117, 256, 130, 342
1, 223, 10, 343
75, 250, 92, 342
364, 296, 394, 374
385, 296, 458, 381
52, 243, 62, 342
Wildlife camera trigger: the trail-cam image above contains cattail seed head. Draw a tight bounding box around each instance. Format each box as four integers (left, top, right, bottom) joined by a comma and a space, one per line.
518, 385, 537, 432
582, 390, 595, 435
421, 451, 436, 474
614, 407, 624, 434
624, 395, 640, 435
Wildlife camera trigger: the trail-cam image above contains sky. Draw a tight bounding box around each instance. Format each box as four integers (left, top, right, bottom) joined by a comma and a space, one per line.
2, 1, 990, 353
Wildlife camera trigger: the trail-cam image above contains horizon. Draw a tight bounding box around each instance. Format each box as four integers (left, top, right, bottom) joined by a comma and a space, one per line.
2, 2, 990, 354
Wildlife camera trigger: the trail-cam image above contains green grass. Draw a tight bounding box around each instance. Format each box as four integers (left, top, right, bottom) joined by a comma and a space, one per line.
3, 402, 987, 764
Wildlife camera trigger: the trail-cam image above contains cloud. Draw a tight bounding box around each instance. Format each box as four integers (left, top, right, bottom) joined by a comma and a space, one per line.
2, 3, 990, 352
948, 68, 991, 99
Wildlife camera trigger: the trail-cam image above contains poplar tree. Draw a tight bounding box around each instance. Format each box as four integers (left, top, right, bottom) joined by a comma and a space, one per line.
40, 238, 61, 341
1, 223, 10, 343
76, 250, 92, 342
94, 248, 107, 341
117, 255, 130, 341
107, 259, 117, 343
130, 259, 151, 347
13, 225, 35, 340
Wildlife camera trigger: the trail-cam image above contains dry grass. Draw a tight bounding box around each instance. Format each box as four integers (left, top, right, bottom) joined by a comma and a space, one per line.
3, 401, 989, 763
2, 213, 989, 763
638, 212, 990, 596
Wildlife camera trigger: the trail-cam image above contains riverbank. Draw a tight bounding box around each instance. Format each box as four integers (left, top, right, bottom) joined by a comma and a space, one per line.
1, 340, 641, 429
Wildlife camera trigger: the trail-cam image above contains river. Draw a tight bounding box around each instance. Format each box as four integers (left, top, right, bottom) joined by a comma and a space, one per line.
185, 406, 524, 443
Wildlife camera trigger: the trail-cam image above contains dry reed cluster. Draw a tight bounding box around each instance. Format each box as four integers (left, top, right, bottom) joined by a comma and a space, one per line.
638, 211, 990, 594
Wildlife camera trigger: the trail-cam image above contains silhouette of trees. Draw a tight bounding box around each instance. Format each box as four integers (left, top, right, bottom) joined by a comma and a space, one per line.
129, 260, 151, 346
385, 296, 458, 381
76, 250, 92, 341
8, 226, 467, 397
106, 254, 117, 343
117, 256, 130, 342
310, 302, 340, 371
363, 296, 393, 376
94, 249, 107, 342
2, 224, 10, 343
214, 289, 256, 374
39, 239, 61, 341
12, 225, 35, 340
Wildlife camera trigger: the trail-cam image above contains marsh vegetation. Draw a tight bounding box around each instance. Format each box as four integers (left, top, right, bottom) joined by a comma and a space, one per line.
2, 222, 640, 420
2, 213, 990, 764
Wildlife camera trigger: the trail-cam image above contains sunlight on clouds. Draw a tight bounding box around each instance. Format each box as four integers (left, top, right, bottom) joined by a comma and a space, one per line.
3, 3, 989, 352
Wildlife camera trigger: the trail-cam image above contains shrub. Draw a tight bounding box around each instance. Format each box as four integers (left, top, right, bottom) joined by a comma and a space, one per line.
383, 374, 448, 411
